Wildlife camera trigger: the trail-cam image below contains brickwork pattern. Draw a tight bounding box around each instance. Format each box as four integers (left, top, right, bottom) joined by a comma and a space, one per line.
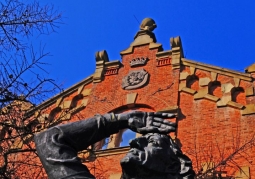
5, 41, 255, 178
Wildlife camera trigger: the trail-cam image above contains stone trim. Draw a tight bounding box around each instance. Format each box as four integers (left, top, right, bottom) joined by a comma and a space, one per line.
62, 100, 72, 109
211, 72, 218, 81
105, 60, 122, 68
55, 97, 63, 107
194, 89, 208, 100
156, 57, 171, 67
105, 68, 119, 76
80, 89, 92, 97
94, 146, 130, 157
109, 173, 122, 179
157, 106, 179, 113
26, 75, 93, 115
245, 63, 255, 73
120, 30, 162, 55
204, 94, 219, 102
104, 60, 122, 76
180, 72, 189, 80
227, 101, 244, 109
156, 50, 172, 58
126, 93, 138, 108
181, 87, 197, 95
93, 50, 109, 83
216, 95, 231, 107
170, 36, 183, 69
179, 83, 247, 110
245, 87, 254, 97
181, 58, 252, 81
241, 104, 255, 115
199, 77, 211, 87
178, 82, 186, 91
234, 78, 240, 87
234, 166, 250, 179
10, 138, 23, 149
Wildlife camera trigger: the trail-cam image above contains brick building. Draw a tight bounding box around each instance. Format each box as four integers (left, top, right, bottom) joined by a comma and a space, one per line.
8, 18, 255, 178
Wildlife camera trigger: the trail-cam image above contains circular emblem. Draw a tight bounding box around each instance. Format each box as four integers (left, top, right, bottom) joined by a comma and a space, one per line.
122, 69, 149, 90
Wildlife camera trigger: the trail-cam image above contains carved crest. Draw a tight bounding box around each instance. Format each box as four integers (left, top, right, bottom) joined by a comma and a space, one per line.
130, 57, 148, 67
122, 69, 149, 90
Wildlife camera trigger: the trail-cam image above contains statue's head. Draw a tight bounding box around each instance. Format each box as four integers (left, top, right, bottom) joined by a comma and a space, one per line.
120, 133, 194, 179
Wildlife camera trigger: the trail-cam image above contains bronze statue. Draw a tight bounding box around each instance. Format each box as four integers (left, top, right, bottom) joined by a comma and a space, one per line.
35, 111, 195, 179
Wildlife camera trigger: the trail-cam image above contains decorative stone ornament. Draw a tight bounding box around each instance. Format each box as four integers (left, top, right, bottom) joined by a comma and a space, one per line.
130, 57, 148, 67
139, 18, 157, 31
122, 69, 149, 90
93, 50, 109, 83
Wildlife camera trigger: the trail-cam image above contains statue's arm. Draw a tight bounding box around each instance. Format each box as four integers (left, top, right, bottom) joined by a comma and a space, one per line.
34, 113, 127, 179
34, 111, 176, 179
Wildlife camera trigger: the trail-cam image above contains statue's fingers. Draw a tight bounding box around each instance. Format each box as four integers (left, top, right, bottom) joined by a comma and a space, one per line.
154, 112, 176, 118
145, 116, 153, 126
137, 126, 157, 134
153, 117, 176, 126
160, 123, 176, 130
154, 112, 162, 117
157, 127, 175, 134
163, 119, 176, 126
152, 122, 161, 127
153, 117, 164, 123
166, 113, 176, 118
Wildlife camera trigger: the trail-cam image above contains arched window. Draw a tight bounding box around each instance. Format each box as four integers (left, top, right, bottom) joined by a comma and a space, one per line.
119, 129, 136, 147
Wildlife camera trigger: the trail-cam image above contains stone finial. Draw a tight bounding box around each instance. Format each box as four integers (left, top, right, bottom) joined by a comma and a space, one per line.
93, 50, 109, 83
245, 63, 255, 73
170, 36, 184, 69
95, 50, 109, 63
139, 18, 157, 31
120, 18, 162, 55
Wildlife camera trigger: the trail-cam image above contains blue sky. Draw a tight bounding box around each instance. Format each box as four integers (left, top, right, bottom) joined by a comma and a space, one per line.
32, 0, 255, 89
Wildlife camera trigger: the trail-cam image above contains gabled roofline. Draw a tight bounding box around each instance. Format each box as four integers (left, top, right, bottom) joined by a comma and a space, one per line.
28, 75, 93, 113
181, 58, 252, 81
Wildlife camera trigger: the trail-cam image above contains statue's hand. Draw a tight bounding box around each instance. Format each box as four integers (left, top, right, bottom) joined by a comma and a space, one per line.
120, 111, 176, 134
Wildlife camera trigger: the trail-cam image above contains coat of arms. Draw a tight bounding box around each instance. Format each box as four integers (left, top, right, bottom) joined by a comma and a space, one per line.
122, 69, 149, 90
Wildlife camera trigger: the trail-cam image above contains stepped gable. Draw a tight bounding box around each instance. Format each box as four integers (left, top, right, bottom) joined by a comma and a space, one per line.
21, 18, 255, 178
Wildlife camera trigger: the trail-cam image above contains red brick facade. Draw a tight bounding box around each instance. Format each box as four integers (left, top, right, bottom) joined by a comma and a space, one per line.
9, 23, 255, 178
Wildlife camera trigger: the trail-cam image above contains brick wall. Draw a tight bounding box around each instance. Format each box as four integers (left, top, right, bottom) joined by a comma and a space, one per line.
6, 32, 255, 178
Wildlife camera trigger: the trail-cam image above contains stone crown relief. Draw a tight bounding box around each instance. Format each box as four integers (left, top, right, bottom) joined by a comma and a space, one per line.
129, 57, 148, 67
